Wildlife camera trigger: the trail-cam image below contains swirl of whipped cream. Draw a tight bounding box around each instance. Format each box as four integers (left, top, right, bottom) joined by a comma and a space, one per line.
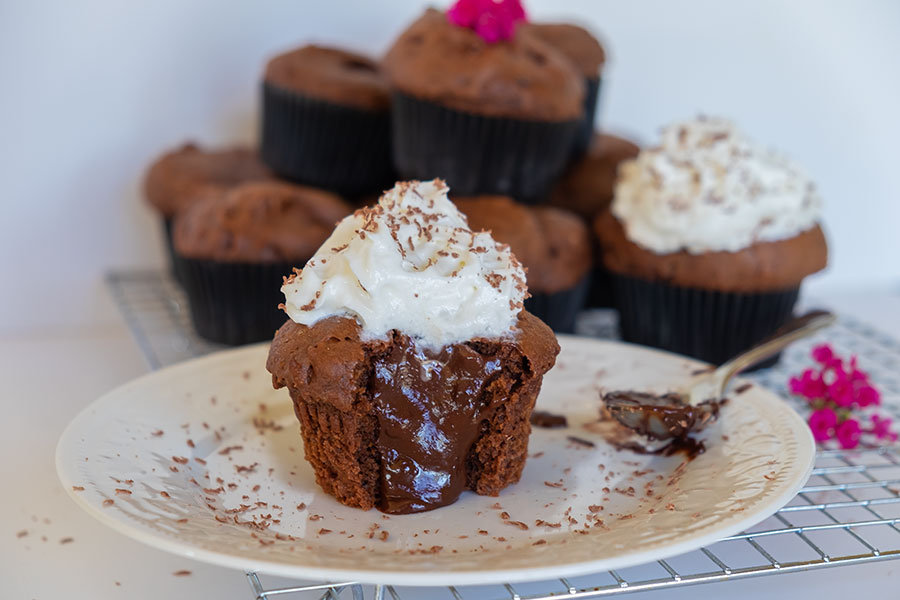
612, 116, 822, 254
281, 180, 528, 348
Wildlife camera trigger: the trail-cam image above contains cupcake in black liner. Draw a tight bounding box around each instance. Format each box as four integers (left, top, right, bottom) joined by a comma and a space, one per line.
521, 22, 606, 160
382, 9, 585, 202
610, 274, 799, 368
143, 143, 272, 283
261, 45, 394, 196
549, 133, 640, 307
455, 196, 592, 333
172, 181, 352, 345
596, 116, 828, 367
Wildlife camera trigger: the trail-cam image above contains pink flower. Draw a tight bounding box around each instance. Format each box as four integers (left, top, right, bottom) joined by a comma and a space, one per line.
870, 415, 897, 442
856, 384, 881, 408
836, 418, 862, 449
447, 0, 527, 43
811, 343, 835, 365
789, 368, 826, 400
446, 0, 479, 27
808, 408, 837, 442
790, 343, 890, 447
827, 367, 856, 408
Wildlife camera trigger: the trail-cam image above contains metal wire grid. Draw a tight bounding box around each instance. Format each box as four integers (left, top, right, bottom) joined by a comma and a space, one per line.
105, 270, 900, 600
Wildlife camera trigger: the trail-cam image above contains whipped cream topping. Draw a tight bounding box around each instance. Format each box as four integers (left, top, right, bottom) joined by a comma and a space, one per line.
281, 180, 528, 348
612, 116, 822, 254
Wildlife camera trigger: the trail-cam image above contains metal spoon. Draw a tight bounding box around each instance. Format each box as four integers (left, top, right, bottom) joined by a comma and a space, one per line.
603, 310, 836, 441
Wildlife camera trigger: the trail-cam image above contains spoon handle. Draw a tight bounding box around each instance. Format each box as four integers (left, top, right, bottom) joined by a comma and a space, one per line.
713, 310, 836, 397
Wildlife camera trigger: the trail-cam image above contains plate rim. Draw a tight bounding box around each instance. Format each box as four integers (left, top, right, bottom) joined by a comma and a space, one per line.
56, 336, 816, 586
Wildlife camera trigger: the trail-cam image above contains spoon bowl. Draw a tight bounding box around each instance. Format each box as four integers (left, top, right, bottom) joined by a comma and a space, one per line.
604, 310, 836, 442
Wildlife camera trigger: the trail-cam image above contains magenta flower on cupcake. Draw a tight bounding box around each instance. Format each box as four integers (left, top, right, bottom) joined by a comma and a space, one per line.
447, 0, 527, 43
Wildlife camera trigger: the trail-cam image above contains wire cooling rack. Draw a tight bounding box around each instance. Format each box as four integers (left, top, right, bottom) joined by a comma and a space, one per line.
106, 270, 900, 600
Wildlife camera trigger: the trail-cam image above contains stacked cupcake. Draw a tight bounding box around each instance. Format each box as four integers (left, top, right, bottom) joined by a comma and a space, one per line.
379, 0, 627, 331
139, 0, 827, 366
140, 0, 622, 343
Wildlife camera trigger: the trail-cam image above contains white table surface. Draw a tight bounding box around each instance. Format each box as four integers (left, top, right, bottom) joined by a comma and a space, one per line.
4, 288, 900, 599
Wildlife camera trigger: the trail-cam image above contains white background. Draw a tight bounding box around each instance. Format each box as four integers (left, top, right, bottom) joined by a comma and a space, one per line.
1, 0, 899, 334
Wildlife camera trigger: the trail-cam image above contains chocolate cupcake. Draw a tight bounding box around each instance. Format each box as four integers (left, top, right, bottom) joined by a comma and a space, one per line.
455, 195, 592, 333
596, 117, 828, 366
521, 23, 605, 159
550, 133, 640, 307
261, 45, 393, 196
172, 181, 351, 345
267, 180, 559, 514
381, 7, 585, 201
144, 143, 271, 281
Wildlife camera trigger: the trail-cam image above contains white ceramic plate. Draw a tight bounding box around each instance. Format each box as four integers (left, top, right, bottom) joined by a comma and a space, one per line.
56, 336, 814, 586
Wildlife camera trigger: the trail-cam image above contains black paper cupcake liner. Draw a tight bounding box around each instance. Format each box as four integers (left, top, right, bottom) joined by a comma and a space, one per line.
162, 218, 187, 285
570, 76, 601, 161
524, 276, 590, 334
585, 264, 615, 308
391, 92, 581, 202
610, 274, 800, 368
179, 258, 296, 346
261, 83, 394, 196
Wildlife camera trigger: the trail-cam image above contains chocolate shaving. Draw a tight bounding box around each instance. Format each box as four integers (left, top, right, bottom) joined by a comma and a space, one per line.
734, 383, 753, 395
567, 436, 596, 448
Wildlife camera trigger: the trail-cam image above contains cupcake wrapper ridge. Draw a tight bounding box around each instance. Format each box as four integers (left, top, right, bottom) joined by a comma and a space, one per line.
179, 258, 298, 346
391, 92, 580, 202
162, 218, 188, 286
585, 264, 615, 309
569, 76, 601, 161
611, 274, 800, 369
261, 83, 395, 196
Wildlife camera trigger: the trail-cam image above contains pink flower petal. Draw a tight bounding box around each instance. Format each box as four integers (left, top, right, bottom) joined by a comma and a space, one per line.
811, 344, 835, 365
836, 418, 862, 449
808, 408, 837, 442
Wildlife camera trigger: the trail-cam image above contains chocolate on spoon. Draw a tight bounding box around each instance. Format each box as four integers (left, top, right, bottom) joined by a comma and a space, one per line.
604, 310, 836, 442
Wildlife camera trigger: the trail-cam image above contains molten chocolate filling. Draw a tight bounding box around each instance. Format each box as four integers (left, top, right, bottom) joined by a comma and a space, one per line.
371, 336, 501, 514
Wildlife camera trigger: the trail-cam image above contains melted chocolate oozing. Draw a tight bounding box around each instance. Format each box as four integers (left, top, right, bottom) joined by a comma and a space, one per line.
614, 437, 706, 460
604, 390, 720, 441
371, 336, 501, 514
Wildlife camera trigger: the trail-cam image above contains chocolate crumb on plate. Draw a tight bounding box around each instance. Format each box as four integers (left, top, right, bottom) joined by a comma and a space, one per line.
734, 383, 753, 395
567, 435, 596, 448
530, 410, 568, 428
59, 537, 74, 544
173, 570, 192, 577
